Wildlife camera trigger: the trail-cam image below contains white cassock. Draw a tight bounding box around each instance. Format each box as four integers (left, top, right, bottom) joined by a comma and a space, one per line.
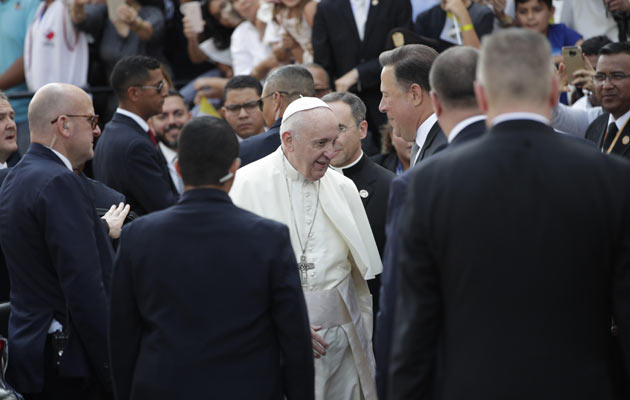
229, 147, 382, 400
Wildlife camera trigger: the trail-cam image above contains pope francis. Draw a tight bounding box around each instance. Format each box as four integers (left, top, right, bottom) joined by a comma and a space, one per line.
229, 97, 382, 399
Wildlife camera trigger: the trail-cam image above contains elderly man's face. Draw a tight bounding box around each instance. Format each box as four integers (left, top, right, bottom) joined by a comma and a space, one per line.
0, 99, 18, 162
151, 95, 190, 149
221, 88, 265, 139
286, 108, 338, 182
379, 66, 417, 142
595, 53, 630, 118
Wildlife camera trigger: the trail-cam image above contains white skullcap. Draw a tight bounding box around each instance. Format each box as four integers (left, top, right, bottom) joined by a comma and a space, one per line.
282, 96, 331, 123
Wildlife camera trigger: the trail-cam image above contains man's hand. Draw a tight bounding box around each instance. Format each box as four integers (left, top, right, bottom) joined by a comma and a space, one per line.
571, 68, 596, 92
605, 0, 630, 12
335, 69, 359, 93
183, 15, 205, 41
311, 325, 329, 359
117, 4, 138, 25
102, 203, 131, 239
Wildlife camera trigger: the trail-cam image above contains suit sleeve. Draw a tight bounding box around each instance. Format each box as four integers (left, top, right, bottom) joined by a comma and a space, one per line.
387, 171, 441, 400
109, 225, 143, 400
125, 140, 178, 213
312, 1, 337, 82
40, 174, 111, 388
268, 224, 314, 400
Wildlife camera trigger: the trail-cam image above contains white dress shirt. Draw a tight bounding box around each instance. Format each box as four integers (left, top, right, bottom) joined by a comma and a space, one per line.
448, 115, 486, 143
158, 142, 184, 194
412, 113, 438, 167
116, 107, 149, 132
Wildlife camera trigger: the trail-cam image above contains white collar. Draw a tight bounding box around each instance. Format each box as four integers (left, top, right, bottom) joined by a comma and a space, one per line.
0, 162, 7, 170
448, 115, 486, 143
331, 151, 363, 173
116, 108, 150, 132
49, 147, 73, 171
607, 109, 630, 131
158, 141, 177, 163
491, 112, 550, 127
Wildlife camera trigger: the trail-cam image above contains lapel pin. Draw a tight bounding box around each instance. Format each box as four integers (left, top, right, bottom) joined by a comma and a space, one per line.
623, 136, 629, 145
359, 189, 369, 198
371, 0, 378, 6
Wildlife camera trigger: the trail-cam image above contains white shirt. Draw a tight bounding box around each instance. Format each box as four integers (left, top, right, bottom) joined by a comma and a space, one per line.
0, 163, 7, 170
491, 112, 550, 127
283, 157, 352, 291
552, 102, 603, 137
608, 109, 630, 132
49, 147, 72, 171
349, 0, 370, 41
448, 115, 486, 143
412, 113, 438, 166
158, 142, 184, 194
24, 1, 88, 92
560, 0, 618, 43
116, 108, 149, 132
230, 20, 272, 76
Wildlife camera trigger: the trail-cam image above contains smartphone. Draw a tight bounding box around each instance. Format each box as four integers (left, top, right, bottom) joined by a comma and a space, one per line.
562, 46, 586, 81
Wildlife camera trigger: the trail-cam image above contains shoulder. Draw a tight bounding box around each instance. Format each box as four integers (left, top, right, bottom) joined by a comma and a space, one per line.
364, 157, 395, 182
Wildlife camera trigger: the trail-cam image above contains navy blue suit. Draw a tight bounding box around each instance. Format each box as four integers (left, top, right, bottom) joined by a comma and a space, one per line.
239, 118, 282, 167
0, 144, 113, 394
93, 112, 178, 216
109, 188, 314, 400
375, 119, 484, 399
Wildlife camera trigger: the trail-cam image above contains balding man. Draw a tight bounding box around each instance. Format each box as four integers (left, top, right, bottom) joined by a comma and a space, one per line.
389, 29, 630, 400
230, 97, 382, 399
238, 65, 315, 166
0, 83, 126, 399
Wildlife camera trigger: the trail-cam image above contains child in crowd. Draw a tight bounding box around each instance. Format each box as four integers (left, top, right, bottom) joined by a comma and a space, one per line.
272, 0, 317, 64
515, 0, 582, 57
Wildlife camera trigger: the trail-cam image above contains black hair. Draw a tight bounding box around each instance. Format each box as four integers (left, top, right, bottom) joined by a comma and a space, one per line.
110, 55, 162, 99
515, 0, 552, 8
581, 36, 612, 56
222, 75, 263, 103
599, 41, 630, 57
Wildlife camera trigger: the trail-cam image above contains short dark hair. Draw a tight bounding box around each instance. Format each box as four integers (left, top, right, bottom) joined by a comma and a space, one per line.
429, 46, 479, 109
599, 41, 630, 57
321, 92, 366, 125
379, 44, 439, 91
581, 35, 612, 56
222, 75, 263, 103
263, 65, 315, 100
178, 116, 238, 186
515, 0, 551, 9
110, 55, 162, 99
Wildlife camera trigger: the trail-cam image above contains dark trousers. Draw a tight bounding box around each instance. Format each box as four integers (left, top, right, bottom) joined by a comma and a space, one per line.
22, 335, 111, 400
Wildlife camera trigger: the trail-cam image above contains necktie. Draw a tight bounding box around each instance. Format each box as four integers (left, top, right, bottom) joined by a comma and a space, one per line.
147, 129, 157, 146
410, 141, 420, 167
603, 122, 618, 152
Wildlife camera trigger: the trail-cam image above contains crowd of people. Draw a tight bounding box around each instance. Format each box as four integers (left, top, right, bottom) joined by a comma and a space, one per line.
1, 0, 630, 399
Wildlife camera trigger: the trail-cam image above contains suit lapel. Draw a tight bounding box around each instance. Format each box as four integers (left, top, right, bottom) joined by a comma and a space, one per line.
418, 121, 441, 161
362, 0, 380, 45
341, 0, 362, 44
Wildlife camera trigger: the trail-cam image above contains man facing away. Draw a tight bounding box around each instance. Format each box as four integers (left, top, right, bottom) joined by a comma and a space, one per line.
230, 97, 382, 400
389, 28, 630, 400
93, 55, 178, 216
0, 83, 128, 399
109, 116, 313, 400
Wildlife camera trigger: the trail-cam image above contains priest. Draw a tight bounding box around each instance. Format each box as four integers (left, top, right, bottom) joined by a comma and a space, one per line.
229, 97, 382, 400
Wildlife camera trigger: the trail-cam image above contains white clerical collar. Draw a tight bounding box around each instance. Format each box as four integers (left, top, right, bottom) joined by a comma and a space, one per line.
330, 151, 363, 174
159, 141, 177, 164
448, 115, 486, 143
49, 147, 72, 171
491, 112, 550, 127
116, 107, 149, 132
607, 109, 630, 131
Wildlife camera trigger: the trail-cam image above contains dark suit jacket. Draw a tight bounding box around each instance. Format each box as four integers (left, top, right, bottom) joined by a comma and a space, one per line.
109, 189, 314, 400
371, 152, 401, 175
239, 118, 282, 167
6, 152, 19, 168
93, 112, 178, 216
0, 144, 113, 393
313, 0, 411, 142
585, 112, 630, 160
416, 120, 447, 164
375, 119, 479, 399
390, 119, 630, 400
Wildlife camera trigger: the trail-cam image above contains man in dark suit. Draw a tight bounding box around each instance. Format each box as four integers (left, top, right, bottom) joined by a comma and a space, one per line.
389, 29, 630, 400
375, 45, 484, 399
109, 116, 314, 400
585, 42, 630, 161
239, 65, 315, 166
93, 56, 178, 216
312, 0, 411, 154
0, 83, 128, 399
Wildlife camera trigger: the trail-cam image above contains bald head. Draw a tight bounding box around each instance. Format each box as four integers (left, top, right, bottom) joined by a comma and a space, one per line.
29, 83, 92, 141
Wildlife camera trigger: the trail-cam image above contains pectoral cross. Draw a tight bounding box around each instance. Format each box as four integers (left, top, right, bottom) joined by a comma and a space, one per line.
298, 255, 314, 284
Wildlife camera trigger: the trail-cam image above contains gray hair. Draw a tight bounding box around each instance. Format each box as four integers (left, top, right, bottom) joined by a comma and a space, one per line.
477, 29, 553, 106
429, 46, 479, 110
263, 65, 315, 102
321, 92, 366, 125
0, 91, 8, 102
379, 44, 439, 91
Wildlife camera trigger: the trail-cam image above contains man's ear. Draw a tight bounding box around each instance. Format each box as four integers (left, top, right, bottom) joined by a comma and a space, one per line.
230, 157, 241, 173
175, 159, 182, 177
54, 116, 71, 138
358, 120, 368, 140
409, 83, 424, 107
127, 86, 140, 103
430, 90, 442, 118
220, 107, 227, 119
281, 130, 294, 151
474, 81, 489, 115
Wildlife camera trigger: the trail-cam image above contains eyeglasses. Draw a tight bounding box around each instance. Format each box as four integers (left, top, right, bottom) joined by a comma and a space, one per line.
50, 114, 99, 130
224, 99, 263, 114
135, 80, 166, 93
593, 72, 630, 84
259, 91, 290, 102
